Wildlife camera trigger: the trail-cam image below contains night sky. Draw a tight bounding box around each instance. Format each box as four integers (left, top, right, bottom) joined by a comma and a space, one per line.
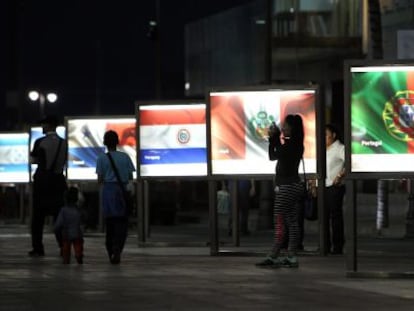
2, 0, 252, 129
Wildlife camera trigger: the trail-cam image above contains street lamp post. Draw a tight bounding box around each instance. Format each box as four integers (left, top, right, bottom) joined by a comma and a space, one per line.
147, 0, 161, 99
28, 90, 58, 118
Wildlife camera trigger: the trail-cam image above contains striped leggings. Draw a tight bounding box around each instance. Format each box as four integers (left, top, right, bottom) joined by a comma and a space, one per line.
271, 182, 304, 256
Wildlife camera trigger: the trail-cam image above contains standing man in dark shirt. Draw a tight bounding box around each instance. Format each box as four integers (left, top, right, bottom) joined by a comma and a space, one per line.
29, 116, 67, 257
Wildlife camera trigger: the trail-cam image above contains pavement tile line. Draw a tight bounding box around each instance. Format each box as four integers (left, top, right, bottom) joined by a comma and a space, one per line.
1, 225, 414, 310
320, 280, 414, 300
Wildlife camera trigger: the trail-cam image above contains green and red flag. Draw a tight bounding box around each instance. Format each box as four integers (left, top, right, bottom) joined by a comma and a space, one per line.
351, 69, 414, 154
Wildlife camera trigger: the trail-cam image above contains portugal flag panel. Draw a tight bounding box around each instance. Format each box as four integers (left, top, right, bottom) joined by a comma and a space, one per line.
351, 68, 414, 155
350, 65, 414, 173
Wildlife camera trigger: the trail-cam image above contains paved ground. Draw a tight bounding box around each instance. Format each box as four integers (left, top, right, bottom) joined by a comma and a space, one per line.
1, 224, 414, 311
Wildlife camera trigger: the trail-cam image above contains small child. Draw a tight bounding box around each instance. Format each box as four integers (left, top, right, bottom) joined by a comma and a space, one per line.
54, 187, 84, 264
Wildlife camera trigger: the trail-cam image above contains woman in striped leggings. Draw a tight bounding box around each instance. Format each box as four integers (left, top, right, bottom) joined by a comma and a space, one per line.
256, 114, 304, 268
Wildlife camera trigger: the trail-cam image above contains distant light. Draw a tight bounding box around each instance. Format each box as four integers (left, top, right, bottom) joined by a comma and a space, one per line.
185, 82, 190, 91
149, 20, 157, 26
255, 20, 266, 25
28, 91, 40, 101
47, 93, 58, 103
289, 7, 295, 13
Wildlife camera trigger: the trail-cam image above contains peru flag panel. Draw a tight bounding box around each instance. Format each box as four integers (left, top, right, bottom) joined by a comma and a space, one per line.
210, 90, 317, 176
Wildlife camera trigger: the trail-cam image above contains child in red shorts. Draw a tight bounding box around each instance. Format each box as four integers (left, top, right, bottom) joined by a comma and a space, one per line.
54, 187, 84, 264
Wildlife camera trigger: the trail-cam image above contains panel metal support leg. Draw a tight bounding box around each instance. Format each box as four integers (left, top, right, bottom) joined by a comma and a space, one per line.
346, 179, 357, 273
137, 179, 146, 244
209, 180, 219, 255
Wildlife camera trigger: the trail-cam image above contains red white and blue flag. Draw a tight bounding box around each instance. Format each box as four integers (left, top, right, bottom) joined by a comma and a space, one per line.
139, 104, 207, 176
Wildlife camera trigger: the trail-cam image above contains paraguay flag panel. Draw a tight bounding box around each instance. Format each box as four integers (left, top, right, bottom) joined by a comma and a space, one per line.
139, 104, 207, 177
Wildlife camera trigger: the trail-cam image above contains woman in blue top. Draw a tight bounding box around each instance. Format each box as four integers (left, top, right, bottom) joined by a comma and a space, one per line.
96, 130, 135, 264
256, 114, 304, 268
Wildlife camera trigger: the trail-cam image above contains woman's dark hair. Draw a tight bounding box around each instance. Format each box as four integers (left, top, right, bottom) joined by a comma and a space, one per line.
285, 114, 304, 143
326, 123, 342, 142
103, 130, 119, 148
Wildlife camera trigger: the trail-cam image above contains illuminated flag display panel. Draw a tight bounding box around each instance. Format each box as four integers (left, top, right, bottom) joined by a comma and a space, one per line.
30, 126, 66, 179
346, 63, 414, 175
0, 133, 30, 183
138, 103, 207, 177
66, 117, 136, 180
209, 88, 317, 176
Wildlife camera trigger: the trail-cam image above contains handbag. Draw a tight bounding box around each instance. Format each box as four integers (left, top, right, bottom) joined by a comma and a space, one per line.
106, 152, 133, 217
302, 159, 318, 221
